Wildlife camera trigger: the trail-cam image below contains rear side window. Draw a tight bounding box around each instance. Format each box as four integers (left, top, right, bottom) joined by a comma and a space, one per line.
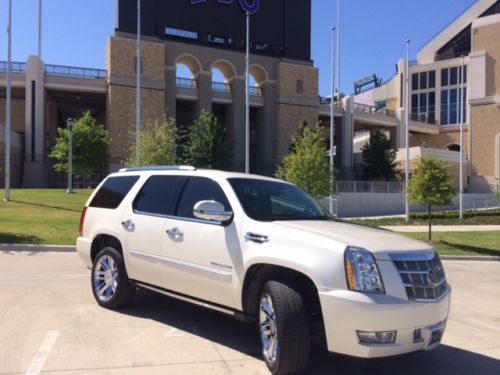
90, 176, 139, 209
133, 175, 186, 216
176, 177, 231, 219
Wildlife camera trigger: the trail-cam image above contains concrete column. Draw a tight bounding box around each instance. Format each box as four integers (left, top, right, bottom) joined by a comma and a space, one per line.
165, 66, 177, 119
259, 82, 277, 175
228, 77, 246, 171
196, 71, 212, 117
23, 55, 46, 187
340, 96, 354, 179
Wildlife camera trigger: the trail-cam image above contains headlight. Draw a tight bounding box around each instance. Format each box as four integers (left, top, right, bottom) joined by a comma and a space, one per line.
344, 247, 385, 294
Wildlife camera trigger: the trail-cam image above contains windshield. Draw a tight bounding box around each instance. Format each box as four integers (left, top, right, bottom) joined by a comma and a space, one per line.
228, 178, 335, 222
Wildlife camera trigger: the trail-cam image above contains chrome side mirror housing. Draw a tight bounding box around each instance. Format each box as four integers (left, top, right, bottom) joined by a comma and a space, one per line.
193, 200, 233, 223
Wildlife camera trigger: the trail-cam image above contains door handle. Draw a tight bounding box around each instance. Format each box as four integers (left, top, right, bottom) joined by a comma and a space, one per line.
166, 227, 183, 241
121, 219, 135, 231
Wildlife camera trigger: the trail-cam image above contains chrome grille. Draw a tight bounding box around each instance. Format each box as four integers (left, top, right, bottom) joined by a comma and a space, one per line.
392, 253, 447, 300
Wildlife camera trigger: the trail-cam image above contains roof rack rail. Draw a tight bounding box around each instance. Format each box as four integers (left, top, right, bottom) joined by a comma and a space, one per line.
119, 165, 197, 172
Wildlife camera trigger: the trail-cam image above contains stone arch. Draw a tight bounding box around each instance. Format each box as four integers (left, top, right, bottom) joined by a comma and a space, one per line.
249, 64, 268, 85
444, 143, 461, 152
211, 59, 237, 82
175, 54, 202, 78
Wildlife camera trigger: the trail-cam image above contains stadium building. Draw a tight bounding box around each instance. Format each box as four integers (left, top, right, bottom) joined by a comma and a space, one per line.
0, 0, 499, 192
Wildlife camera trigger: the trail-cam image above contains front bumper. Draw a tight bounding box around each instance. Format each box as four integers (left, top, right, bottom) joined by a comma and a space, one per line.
318, 287, 451, 358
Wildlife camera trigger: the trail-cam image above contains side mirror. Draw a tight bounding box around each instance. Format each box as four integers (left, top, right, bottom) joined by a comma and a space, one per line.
193, 200, 233, 223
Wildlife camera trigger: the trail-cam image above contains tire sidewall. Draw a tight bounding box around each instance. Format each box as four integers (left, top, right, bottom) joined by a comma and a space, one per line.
91, 247, 128, 308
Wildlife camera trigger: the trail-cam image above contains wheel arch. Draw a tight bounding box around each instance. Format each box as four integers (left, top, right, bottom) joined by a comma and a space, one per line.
90, 234, 123, 263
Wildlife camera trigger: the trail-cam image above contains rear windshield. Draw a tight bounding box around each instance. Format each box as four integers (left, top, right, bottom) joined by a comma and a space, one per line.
89, 176, 139, 209
228, 178, 334, 222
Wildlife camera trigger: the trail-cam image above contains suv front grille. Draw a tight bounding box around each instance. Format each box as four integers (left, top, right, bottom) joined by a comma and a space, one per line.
392, 254, 447, 300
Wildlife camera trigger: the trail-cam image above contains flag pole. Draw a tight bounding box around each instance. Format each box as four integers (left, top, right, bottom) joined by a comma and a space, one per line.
329, 26, 336, 214
405, 40, 411, 223
4, 0, 13, 201
136, 0, 142, 165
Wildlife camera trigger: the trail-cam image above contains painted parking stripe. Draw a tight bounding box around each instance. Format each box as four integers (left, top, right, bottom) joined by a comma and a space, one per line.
25, 331, 60, 375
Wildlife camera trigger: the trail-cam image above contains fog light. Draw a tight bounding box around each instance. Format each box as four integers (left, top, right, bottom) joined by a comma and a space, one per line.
413, 328, 423, 343
357, 331, 396, 344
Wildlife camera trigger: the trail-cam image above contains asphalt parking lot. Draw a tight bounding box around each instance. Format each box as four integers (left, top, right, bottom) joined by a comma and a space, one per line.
0, 251, 499, 374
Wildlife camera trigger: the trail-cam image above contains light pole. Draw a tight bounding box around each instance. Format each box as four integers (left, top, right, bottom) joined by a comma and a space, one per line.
245, 11, 250, 174
405, 40, 411, 223
336, 0, 340, 100
459, 55, 465, 219
329, 26, 336, 214
136, 0, 142, 165
66, 118, 74, 194
4, 0, 12, 201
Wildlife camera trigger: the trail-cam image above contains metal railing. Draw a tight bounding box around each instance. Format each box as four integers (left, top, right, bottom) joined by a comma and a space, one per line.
212, 81, 231, 93
353, 102, 396, 118
410, 113, 437, 125
336, 181, 404, 193
45, 64, 106, 79
176, 77, 198, 89
462, 198, 500, 211
249, 86, 263, 96
0, 61, 26, 72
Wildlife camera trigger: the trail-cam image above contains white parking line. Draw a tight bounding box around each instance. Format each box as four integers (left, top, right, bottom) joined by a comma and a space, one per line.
25, 331, 60, 375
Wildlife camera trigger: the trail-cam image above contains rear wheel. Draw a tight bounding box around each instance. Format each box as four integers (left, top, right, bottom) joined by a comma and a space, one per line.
259, 281, 311, 375
91, 247, 134, 309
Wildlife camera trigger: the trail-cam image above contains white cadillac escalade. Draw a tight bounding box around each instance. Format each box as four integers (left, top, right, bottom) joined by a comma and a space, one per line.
77, 166, 451, 375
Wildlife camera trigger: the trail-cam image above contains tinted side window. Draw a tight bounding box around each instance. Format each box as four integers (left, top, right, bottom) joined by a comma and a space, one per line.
90, 176, 139, 209
176, 177, 231, 219
133, 176, 185, 216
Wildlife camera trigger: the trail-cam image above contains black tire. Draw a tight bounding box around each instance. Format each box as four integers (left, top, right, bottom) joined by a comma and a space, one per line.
91, 247, 134, 309
259, 281, 311, 375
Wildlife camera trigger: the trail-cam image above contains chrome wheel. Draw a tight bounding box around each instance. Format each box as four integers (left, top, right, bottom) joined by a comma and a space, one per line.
93, 255, 118, 302
259, 293, 278, 363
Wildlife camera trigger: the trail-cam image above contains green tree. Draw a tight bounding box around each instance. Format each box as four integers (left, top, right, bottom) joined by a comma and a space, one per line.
407, 156, 456, 241
183, 110, 232, 169
50, 111, 110, 176
125, 115, 178, 167
276, 123, 334, 199
361, 130, 398, 181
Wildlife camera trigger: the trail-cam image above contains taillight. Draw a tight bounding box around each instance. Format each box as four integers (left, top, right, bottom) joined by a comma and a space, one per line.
79, 207, 88, 237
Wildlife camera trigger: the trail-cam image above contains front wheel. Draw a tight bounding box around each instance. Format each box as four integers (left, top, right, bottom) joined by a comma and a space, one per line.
91, 247, 134, 309
259, 281, 311, 375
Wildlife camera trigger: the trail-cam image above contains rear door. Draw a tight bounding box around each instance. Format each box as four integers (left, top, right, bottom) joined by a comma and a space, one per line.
120, 175, 186, 287
160, 177, 238, 308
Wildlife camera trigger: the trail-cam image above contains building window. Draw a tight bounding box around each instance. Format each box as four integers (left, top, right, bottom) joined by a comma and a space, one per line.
440, 66, 467, 126
411, 70, 436, 123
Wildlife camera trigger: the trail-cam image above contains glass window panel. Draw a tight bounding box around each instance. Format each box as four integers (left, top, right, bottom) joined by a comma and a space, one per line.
412, 73, 419, 91
429, 92, 436, 116
440, 90, 448, 125
411, 94, 419, 114
450, 88, 457, 124
429, 71, 436, 88
441, 68, 448, 87
133, 176, 185, 216
420, 72, 427, 89
419, 93, 427, 113
450, 67, 458, 85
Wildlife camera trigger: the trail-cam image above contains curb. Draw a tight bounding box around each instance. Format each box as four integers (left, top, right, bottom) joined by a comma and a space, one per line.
441, 255, 500, 261
0, 244, 76, 253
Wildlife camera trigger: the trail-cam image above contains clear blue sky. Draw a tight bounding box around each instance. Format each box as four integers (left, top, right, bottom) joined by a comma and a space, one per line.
0, 0, 476, 96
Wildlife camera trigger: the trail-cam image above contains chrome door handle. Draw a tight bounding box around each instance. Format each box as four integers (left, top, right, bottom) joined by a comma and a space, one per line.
121, 220, 135, 231
166, 227, 183, 241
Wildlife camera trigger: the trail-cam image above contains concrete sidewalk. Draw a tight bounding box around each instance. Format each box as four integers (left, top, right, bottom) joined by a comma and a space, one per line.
382, 225, 500, 232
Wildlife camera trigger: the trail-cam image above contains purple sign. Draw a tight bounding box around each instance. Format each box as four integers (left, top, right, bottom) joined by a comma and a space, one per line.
191, 0, 260, 15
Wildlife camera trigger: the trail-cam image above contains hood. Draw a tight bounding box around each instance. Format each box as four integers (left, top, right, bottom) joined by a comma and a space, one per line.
266, 220, 434, 260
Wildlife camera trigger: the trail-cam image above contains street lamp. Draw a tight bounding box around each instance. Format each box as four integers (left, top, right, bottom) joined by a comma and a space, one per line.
4, 0, 12, 201
136, 0, 142, 165
459, 55, 465, 219
329, 26, 336, 214
245, 11, 250, 174
405, 40, 411, 223
67, 118, 74, 194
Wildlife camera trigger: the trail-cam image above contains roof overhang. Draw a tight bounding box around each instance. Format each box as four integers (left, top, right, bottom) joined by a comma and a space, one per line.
417, 0, 497, 64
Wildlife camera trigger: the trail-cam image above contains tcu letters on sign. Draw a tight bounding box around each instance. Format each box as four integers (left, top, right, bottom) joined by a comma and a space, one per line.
191, 0, 260, 15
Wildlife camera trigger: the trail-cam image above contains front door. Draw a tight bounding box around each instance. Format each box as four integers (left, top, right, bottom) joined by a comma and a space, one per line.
160, 177, 238, 308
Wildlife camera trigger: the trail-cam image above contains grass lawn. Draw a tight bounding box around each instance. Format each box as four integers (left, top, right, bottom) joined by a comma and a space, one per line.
353, 209, 500, 227
401, 231, 500, 257
0, 189, 92, 245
